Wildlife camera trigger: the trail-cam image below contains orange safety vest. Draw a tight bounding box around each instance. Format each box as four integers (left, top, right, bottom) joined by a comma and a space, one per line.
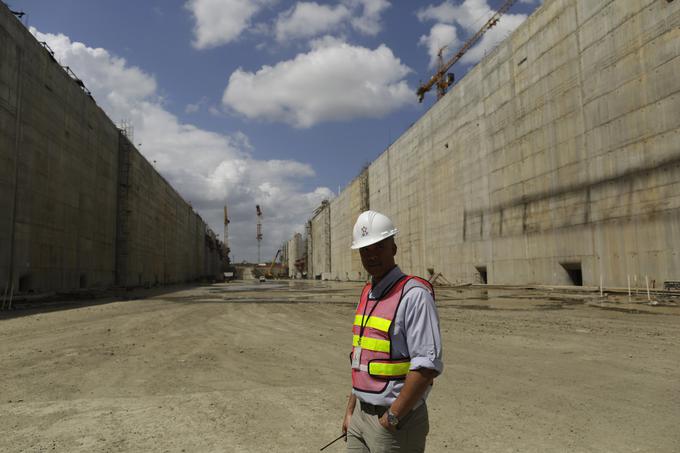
351, 275, 434, 394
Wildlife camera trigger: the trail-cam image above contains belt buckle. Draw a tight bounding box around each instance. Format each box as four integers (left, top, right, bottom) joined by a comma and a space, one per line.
361, 401, 386, 415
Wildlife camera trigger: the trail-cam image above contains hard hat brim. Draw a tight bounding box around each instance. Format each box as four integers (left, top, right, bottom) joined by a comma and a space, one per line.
350, 229, 397, 250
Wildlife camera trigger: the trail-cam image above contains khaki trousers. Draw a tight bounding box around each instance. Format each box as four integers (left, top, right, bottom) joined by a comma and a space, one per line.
346, 401, 429, 453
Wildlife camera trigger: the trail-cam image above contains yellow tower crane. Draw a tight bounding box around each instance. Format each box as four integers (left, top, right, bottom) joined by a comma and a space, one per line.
416, 0, 519, 103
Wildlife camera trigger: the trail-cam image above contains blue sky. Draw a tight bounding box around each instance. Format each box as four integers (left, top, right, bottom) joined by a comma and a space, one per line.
9, 0, 543, 262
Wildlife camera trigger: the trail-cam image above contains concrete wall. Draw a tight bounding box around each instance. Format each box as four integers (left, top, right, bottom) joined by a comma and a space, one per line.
306, 0, 680, 288
307, 201, 331, 279
0, 8, 119, 293
0, 4, 224, 295
287, 232, 304, 278
328, 170, 369, 281
116, 135, 222, 287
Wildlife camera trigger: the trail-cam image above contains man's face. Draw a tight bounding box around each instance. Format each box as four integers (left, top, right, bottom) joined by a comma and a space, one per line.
359, 237, 397, 279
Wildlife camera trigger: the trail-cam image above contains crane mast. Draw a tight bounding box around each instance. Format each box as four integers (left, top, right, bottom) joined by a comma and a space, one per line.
223, 205, 230, 260
256, 205, 263, 264
417, 0, 518, 102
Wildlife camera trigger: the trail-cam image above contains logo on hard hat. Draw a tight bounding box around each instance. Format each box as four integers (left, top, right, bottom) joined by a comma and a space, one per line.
361, 226, 369, 237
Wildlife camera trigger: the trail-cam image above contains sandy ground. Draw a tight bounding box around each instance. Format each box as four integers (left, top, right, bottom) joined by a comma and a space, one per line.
1, 281, 679, 453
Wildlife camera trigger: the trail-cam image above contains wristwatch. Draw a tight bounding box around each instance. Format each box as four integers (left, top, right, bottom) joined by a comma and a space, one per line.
387, 409, 399, 427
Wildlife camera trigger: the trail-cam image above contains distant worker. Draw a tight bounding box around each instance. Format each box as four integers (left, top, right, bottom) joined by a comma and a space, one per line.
342, 210, 443, 452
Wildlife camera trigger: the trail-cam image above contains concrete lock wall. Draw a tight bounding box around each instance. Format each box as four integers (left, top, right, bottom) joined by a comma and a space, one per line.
0, 7, 119, 293
328, 169, 369, 281
0, 4, 223, 294
305, 0, 680, 288
116, 135, 220, 287
308, 201, 331, 279
287, 233, 303, 278
286, 236, 294, 278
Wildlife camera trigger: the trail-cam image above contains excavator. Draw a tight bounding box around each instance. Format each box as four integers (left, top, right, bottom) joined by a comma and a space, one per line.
264, 249, 281, 280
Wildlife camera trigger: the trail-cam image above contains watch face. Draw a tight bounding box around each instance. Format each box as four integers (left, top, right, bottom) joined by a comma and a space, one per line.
388, 413, 399, 426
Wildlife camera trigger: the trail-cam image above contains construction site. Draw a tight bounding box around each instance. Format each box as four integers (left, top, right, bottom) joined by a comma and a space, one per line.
1, 0, 680, 452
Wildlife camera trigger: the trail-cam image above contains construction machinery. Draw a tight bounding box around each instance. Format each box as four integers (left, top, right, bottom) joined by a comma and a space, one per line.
265, 249, 281, 279
416, 0, 518, 102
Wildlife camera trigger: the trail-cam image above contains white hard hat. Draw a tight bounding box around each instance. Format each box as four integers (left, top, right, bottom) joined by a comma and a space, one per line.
351, 210, 398, 249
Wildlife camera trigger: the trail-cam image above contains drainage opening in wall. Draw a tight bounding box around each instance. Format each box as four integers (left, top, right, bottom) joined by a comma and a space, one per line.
560, 262, 583, 286
19, 274, 32, 293
475, 266, 488, 284
80, 274, 87, 288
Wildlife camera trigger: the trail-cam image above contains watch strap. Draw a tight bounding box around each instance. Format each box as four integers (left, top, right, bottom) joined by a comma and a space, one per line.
387, 409, 399, 426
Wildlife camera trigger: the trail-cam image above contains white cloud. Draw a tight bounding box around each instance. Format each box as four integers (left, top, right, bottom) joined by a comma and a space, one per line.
35, 32, 158, 102
418, 23, 459, 69
31, 28, 333, 262
272, 0, 390, 44
417, 0, 528, 66
275, 2, 350, 42
418, 0, 480, 24
185, 96, 208, 114
347, 0, 390, 36
185, 103, 200, 114
187, 0, 391, 48
186, 0, 270, 49
458, 12, 526, 64
222, 37, 413, 128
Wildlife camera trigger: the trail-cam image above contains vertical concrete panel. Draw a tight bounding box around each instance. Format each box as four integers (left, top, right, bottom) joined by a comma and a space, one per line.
329, 173, 366, 281
309, 201, 331, 279
0, 7, 121, 293
329, 184, 350, 280
116, 140, 220, 288
0, 23, 19, 292
287, 233, 305, 278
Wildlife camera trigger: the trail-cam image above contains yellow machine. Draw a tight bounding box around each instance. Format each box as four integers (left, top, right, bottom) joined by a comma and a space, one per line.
265, 249, 281, 279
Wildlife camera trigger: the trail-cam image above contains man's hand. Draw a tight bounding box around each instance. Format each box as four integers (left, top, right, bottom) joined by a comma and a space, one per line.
342, 409, 352, 435
389, 368, 438, 417
379, 411, 397, 432
342, 393, 357, 438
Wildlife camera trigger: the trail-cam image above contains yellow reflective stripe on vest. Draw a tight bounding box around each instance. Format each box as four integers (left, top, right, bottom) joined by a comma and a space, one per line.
353, 315, 392, 332
352, 335, 391, 353
368, 361, 411, 377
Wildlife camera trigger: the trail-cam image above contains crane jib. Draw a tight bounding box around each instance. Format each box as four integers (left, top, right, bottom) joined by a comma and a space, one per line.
416, 0, 519, 102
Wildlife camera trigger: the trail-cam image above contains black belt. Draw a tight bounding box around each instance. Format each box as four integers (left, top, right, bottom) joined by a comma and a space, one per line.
359, 401, 388, 416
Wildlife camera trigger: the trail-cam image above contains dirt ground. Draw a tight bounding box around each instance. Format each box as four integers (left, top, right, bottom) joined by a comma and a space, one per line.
1, 281, 679, 453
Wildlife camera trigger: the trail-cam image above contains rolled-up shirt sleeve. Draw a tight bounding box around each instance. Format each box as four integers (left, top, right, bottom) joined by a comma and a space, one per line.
403, 287, 443, 375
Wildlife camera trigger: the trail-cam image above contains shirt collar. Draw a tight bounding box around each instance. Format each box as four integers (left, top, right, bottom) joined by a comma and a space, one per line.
369, 266, 405, 300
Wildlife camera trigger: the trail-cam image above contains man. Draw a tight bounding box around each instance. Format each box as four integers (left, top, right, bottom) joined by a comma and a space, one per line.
342, 210, 443, 453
